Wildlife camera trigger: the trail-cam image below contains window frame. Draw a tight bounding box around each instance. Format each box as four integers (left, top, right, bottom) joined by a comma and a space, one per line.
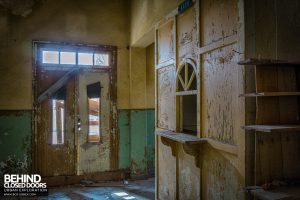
36, 42, 112, 69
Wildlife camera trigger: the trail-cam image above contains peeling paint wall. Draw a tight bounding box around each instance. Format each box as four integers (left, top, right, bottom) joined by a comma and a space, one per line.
0, 0, 130, 110
0, 111, 31, 176
0, 0, 157, 180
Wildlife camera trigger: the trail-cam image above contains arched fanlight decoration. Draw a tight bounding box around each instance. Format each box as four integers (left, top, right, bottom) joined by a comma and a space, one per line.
176, 58, 197, 93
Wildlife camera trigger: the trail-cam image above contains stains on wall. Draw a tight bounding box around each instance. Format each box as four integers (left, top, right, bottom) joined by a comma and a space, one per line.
0, 111, 31, 177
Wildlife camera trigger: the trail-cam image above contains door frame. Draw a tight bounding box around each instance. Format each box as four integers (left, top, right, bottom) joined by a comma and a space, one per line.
32, 41, 118, 175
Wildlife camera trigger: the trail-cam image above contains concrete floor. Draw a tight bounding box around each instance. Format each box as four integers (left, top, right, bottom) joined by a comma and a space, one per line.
39, 178, 155, 200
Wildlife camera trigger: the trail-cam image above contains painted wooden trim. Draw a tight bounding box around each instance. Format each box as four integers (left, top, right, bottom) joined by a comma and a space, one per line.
197, 34, 238, 55
156, 59, 176, 69
176, 90, 197, 95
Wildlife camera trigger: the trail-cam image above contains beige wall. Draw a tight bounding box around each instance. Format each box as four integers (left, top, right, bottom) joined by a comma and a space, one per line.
129, 43, 155, 109
146, 43, 155, 108
0, 0, 130, 110
130, 0, 182, 47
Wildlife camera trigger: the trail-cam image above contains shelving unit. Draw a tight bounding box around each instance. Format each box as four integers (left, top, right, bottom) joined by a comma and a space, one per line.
239, 92, 300, 97
242, 125, 300, 132
239, 58, 300, 199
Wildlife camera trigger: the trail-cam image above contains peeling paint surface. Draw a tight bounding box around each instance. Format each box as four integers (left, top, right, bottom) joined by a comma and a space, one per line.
202, 148, 244, 200
0, 111, 31, 177
78, 72, 111, 174
202, 44, 239, 145
157, 65, 176, 131
157, 20, 175, 63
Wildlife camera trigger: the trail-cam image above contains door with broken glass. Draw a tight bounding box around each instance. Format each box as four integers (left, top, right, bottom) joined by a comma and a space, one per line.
33, 42, 118, 177
76, 71, 112, 174
35, 69, 76, 177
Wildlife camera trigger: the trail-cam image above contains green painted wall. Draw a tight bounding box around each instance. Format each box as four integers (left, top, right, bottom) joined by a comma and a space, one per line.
0, 109, 154, 177
130, 110, 147, 175
118, 110, 131, 169
118, 109, 155, 176
0, 111, 31, 174
146, 109, 155, 175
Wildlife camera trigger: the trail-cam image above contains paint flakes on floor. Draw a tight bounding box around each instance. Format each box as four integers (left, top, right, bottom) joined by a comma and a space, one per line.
38, 178, 154, 200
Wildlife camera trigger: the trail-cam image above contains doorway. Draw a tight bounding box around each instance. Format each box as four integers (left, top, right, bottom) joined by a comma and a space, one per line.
32, 41, 117, 177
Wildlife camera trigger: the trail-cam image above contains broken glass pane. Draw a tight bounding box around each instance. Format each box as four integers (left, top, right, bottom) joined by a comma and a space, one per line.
52, 99, 65, 144
94, 53, 109, 66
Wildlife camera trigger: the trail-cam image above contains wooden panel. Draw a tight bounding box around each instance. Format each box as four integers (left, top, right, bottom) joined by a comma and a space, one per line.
201, 44, 239, 145
177, 6, 197, 62
158, 137, 176, 199
157, 20, 175, 64
200, 0, 238, 46
202, 147, 244, 199
178, 144, 200, 200
281, 133, 300, 179
157, 65, 176, 130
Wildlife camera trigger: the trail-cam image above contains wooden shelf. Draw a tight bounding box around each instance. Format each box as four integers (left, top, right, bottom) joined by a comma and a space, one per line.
156, 130, 206, 144
238, 58, 300, 66
239, 92, 300, 97
245, 185, 300, 200
156, 130, 206, 168
242, 125, 300, 132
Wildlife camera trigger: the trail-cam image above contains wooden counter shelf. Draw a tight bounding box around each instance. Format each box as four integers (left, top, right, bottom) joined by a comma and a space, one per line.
239, 92, 300, 97
156, 130, 206, 168
238, 58, 300, 66
242, 125, 300, 133
156, 130, 207, 144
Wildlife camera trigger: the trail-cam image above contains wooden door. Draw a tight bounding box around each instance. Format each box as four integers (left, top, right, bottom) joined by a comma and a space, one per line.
35, 69, 76, 177
76, 71, 112, 174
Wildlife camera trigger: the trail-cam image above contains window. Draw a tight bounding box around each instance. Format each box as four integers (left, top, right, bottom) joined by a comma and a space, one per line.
41, 49, 109, 67
42, 51, 59, 64
87, 82, 101, 142
52, 99, 65, 144
60, 51, 76, 65
78, 53, 93, 65
181, 95, 197, 135
176, 58, 198, 136
94, 53, 109, 66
